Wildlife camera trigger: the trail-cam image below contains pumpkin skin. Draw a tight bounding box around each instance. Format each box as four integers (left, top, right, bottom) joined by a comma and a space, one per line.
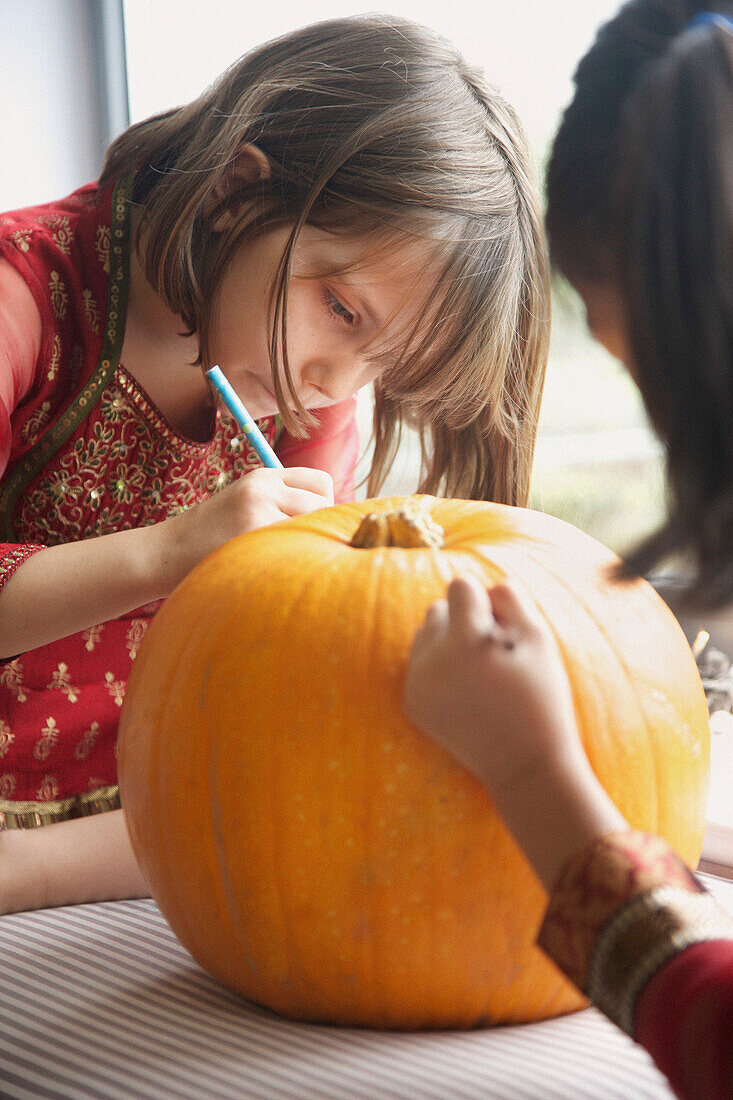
118, 496, 710, 1030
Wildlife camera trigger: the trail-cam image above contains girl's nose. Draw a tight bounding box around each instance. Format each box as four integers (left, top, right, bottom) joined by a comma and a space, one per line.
302, 355, 365, 405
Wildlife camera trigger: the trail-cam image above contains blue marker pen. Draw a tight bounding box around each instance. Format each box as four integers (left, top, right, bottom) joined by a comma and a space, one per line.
206, 365, 282, 469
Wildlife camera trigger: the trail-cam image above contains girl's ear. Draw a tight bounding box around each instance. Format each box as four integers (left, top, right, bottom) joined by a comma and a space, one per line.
208, 144, 271, 232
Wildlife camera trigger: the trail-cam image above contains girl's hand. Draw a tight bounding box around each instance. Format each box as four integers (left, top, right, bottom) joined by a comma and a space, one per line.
403, 575, 583, 796
402, 575, 626, 888
157, 466, 334, 592
0, 467, 334, 658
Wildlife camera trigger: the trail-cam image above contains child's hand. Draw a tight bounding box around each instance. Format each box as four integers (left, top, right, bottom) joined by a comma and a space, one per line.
157, 466, 334, 593
402, 575, 585, 802
403, 575, 629, 888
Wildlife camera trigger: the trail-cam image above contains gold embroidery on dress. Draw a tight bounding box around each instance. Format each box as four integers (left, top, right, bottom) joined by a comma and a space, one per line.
96, 223, 110, 272
82, 624, 104, 652
33, 717, 59, 761
75, 721, 100, 761
49, 271, 69, 319
0, 774, 16, 799
126, 619, 148, 661
52, 219, 73, 255
0, 658, 27, 703
36, 216, 74, 255
105, 671, 125, 707
11, 230, 32, 253
0, 784, 120, 829
82, 288, 101, 334
22, 401, 51, 446
48, 334, 62, 381
37, 775, 60, 802
48, 662, 80, 703
0, 720, 14, 759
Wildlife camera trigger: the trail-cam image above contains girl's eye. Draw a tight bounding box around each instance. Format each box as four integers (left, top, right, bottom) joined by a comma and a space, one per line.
322, 288, 355, 327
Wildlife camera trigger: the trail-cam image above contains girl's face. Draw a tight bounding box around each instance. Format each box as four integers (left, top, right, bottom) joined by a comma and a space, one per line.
211, 225, 434, 419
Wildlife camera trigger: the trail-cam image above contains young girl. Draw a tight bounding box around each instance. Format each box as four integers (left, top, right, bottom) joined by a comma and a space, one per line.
405, 4, 733, 1098
0, 15, 549, 910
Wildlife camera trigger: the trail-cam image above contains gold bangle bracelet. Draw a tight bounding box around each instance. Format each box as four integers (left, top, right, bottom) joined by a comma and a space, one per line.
587, 885, 733, 1035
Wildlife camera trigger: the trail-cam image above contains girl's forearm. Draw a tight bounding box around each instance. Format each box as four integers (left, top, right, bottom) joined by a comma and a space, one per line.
0, 523, 171, 658
485, 755, 628, 892
0, 809, 149, 915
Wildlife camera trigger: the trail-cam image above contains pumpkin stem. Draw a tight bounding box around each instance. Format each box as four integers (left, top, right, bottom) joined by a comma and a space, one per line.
350, 506, 444, 549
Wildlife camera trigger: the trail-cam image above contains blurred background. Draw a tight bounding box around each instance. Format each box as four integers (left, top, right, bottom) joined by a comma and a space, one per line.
2, 0, 664, 556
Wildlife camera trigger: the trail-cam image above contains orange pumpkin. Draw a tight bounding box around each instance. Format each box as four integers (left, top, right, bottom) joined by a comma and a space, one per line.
118, 497, 709, 1030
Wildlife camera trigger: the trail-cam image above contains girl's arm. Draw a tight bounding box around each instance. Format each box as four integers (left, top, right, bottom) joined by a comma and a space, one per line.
0, 258, 40, 474
0, 463, 335, 659
402, 577, 733, 1100
0, 809, 147, 914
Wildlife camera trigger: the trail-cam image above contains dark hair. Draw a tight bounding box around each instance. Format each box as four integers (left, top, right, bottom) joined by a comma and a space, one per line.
100, 15, 549, 505
546, 0, 733, 607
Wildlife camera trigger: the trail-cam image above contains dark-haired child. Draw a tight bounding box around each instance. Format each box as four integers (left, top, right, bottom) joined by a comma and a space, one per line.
406, 6, 733, 1098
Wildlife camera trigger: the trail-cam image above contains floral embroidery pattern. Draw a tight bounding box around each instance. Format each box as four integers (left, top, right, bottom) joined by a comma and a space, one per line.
15, 366, 276, 547
34, 718, 60, 762
75, 722, 100, 761
0, 658, 27, 702
38, 214, 73, 252
82, 624, 104, 652
126, 619, 149, 661
11, 230, 32, 253
0, 775, 16, 799
82, 288, 100, 334
95, 224, 110, 272
48, 334, 62, 381
52, 220, 73, 255
48, 662, 80, 704
49, 271, 69, 319
105, 671, 125, 708
37, 775, 60, 802
0, 721, 14, 759
22, 401, 51, 446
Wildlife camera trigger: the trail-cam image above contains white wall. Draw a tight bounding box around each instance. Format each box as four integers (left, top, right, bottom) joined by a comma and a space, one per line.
1, 0, 107, 211
123, 0, 622, 153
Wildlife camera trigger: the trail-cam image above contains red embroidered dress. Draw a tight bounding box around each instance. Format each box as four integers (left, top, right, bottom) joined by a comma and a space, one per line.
0, 177, 356, 828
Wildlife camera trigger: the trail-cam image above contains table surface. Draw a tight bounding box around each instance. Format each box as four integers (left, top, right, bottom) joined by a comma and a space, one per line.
2, 874, 732, 1100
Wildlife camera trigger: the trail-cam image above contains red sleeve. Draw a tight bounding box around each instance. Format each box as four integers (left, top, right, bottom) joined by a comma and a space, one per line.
0, 257, 46, 592
276, 396, 360, 503
0, 256, 42, 477
634, 939, 733, 1100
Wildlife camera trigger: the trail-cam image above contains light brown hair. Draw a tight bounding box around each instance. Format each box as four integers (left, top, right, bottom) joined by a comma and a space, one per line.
101, 15, 549, 504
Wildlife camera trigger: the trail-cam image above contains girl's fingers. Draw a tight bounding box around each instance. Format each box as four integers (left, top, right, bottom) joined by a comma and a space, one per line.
424, 598, 449, 629
447, 575, 495, 639
278, 466, 335, 499
276, 485, 335, 516
412, 598, 448, 646
488, 582, 541, 634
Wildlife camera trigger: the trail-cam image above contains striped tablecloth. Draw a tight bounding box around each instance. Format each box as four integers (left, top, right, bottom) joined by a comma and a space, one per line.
4, 879, 731, 1100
